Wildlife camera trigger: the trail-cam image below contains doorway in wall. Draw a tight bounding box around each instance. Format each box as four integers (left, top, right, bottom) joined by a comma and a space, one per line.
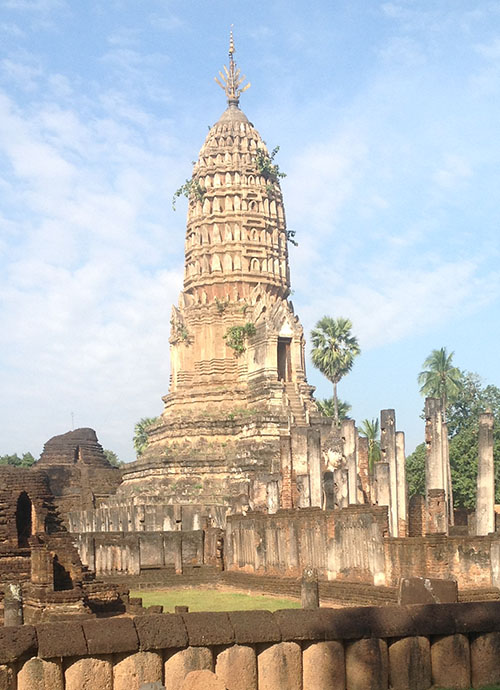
277, 337, 292, 381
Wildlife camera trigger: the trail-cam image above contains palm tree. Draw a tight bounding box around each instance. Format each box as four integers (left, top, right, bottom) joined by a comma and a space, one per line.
316, 398, 351, 420
418, 347, 462, 525
133, 416, 160, 457
418, 347, 462, 422
359, 418, 380, 472
311, 316, 360, 426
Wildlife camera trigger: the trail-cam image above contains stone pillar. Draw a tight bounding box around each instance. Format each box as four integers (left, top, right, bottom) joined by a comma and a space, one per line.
442, 421, 453, 525
380, 409, 398, 537
174, 534, 183, 575
374, 462, 390, 510
357, 436, 370, 503
4, 583, 23, 626
342, 419, 357, 505
308, 428, 322, 508
395, 431, 408, 537
30, 545, 53, 586
425, 397, 448, 534
477, 412, 495, 536
301, 567, 319, 609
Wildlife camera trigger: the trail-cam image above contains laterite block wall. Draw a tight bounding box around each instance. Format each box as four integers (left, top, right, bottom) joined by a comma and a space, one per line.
1, 602, 500, 689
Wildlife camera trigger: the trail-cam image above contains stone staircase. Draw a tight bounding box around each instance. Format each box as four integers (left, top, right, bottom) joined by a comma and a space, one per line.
284, 384, 309, 427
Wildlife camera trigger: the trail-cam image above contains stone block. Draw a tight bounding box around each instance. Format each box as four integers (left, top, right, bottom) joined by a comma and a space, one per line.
181, 670, 227, 689
431, 634, 470, 689
83, 617, 139, 654
408, 604, 457, 636
0, 626, 37, 664
303, 640, 344, 690
228, 610, 280, 645
470, 631, 500, 688
454, 601, 500, 633
345, 638, 388, 690
274, 609, 325, 641
0, 665, 14, 690
215, 644, 257, 690
398, 577, 458, 604
164, 646, 213, 690
135, 613, 188, 650
17, 657, 63, 690
257, 641, 301, 690
64, 655, 113, 690
182, 612, 234, 646
37, 622, 87, 658
318, 606, 373, 640
113, 651, 163, 690
388, 637, 430, 690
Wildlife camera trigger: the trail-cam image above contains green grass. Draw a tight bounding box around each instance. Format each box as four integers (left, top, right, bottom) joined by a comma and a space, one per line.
130, 587, 301, 613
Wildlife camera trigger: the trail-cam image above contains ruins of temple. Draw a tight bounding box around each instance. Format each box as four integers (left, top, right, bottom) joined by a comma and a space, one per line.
117, 34, 331, 514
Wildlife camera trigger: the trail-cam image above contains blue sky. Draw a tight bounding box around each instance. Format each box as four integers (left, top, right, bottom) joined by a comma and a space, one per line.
1, 0, 500, 461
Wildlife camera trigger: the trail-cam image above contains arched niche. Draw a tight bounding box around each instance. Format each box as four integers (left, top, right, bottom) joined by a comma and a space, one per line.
16, 492, 33, 548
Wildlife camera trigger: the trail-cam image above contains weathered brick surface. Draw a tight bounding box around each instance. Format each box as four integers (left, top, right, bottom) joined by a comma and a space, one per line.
164, 647, 213, 690
215, 644, 257, 690
181, 670, 227, 689
0, 626, 37, 664
388, 636, 430, 690
345, 638, 388, 690
228, 610, 280, 644
83, 617, 139, 654
134, 613, 188, 650
64, 655, 113, 690
113, 651, 163, 690
182, 612, 234, 646
431, 634, 470, 689
257, 641, 301, 690
17, 657, 63, 690
470, 631, 500, 688
303, 640, 344, 690
36, 622, 87, 658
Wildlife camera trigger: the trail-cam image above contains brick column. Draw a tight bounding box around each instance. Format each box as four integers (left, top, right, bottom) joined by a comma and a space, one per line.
425, 397, 448, 535
342, 419, 358, 505
396, 431, 408, 537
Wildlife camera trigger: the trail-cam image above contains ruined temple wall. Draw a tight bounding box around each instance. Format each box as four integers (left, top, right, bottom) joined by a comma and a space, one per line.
68, 503, 227, 533
73, 530, 205, 576
386, 534, 498, 588
226, 506, 388, 584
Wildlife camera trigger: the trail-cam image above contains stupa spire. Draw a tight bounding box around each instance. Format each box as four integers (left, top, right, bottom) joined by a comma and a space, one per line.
214, 28, 250, 107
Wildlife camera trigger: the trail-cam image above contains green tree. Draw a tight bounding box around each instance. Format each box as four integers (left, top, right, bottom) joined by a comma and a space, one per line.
133, 416, 160, 457
316, 398, 351, 420
103, 449, 124, 468
359, 418, 381, 472
0, 452, 36, 467
405, 442, 426, 497
310, 316, 360, 426
418, 347, 462, 422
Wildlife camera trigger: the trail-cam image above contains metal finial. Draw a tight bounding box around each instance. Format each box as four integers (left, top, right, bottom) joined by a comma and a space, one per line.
214, 29, 250, 107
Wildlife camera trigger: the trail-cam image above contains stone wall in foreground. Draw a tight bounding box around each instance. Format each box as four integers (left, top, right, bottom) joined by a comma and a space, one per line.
2, 602, 500, 689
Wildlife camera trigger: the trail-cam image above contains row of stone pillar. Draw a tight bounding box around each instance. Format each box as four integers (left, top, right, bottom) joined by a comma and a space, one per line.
423, 398, 495, 536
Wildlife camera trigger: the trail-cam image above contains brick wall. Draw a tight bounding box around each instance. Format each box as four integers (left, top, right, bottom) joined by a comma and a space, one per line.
2, 602, 500, 689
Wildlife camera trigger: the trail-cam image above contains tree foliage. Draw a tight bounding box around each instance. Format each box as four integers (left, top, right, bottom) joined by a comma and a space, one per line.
406, 371, 500, 509
418, 347, 462, 419
359, 418, 381, 472
0, 452, 36, 467
103, 449, 124, 468
316, 398, 351, 420
310, 316, 360, 426
133, 416, 160, 457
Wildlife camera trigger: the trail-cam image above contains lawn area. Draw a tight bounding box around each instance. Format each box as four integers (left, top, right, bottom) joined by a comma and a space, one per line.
130, 587, 301, 612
